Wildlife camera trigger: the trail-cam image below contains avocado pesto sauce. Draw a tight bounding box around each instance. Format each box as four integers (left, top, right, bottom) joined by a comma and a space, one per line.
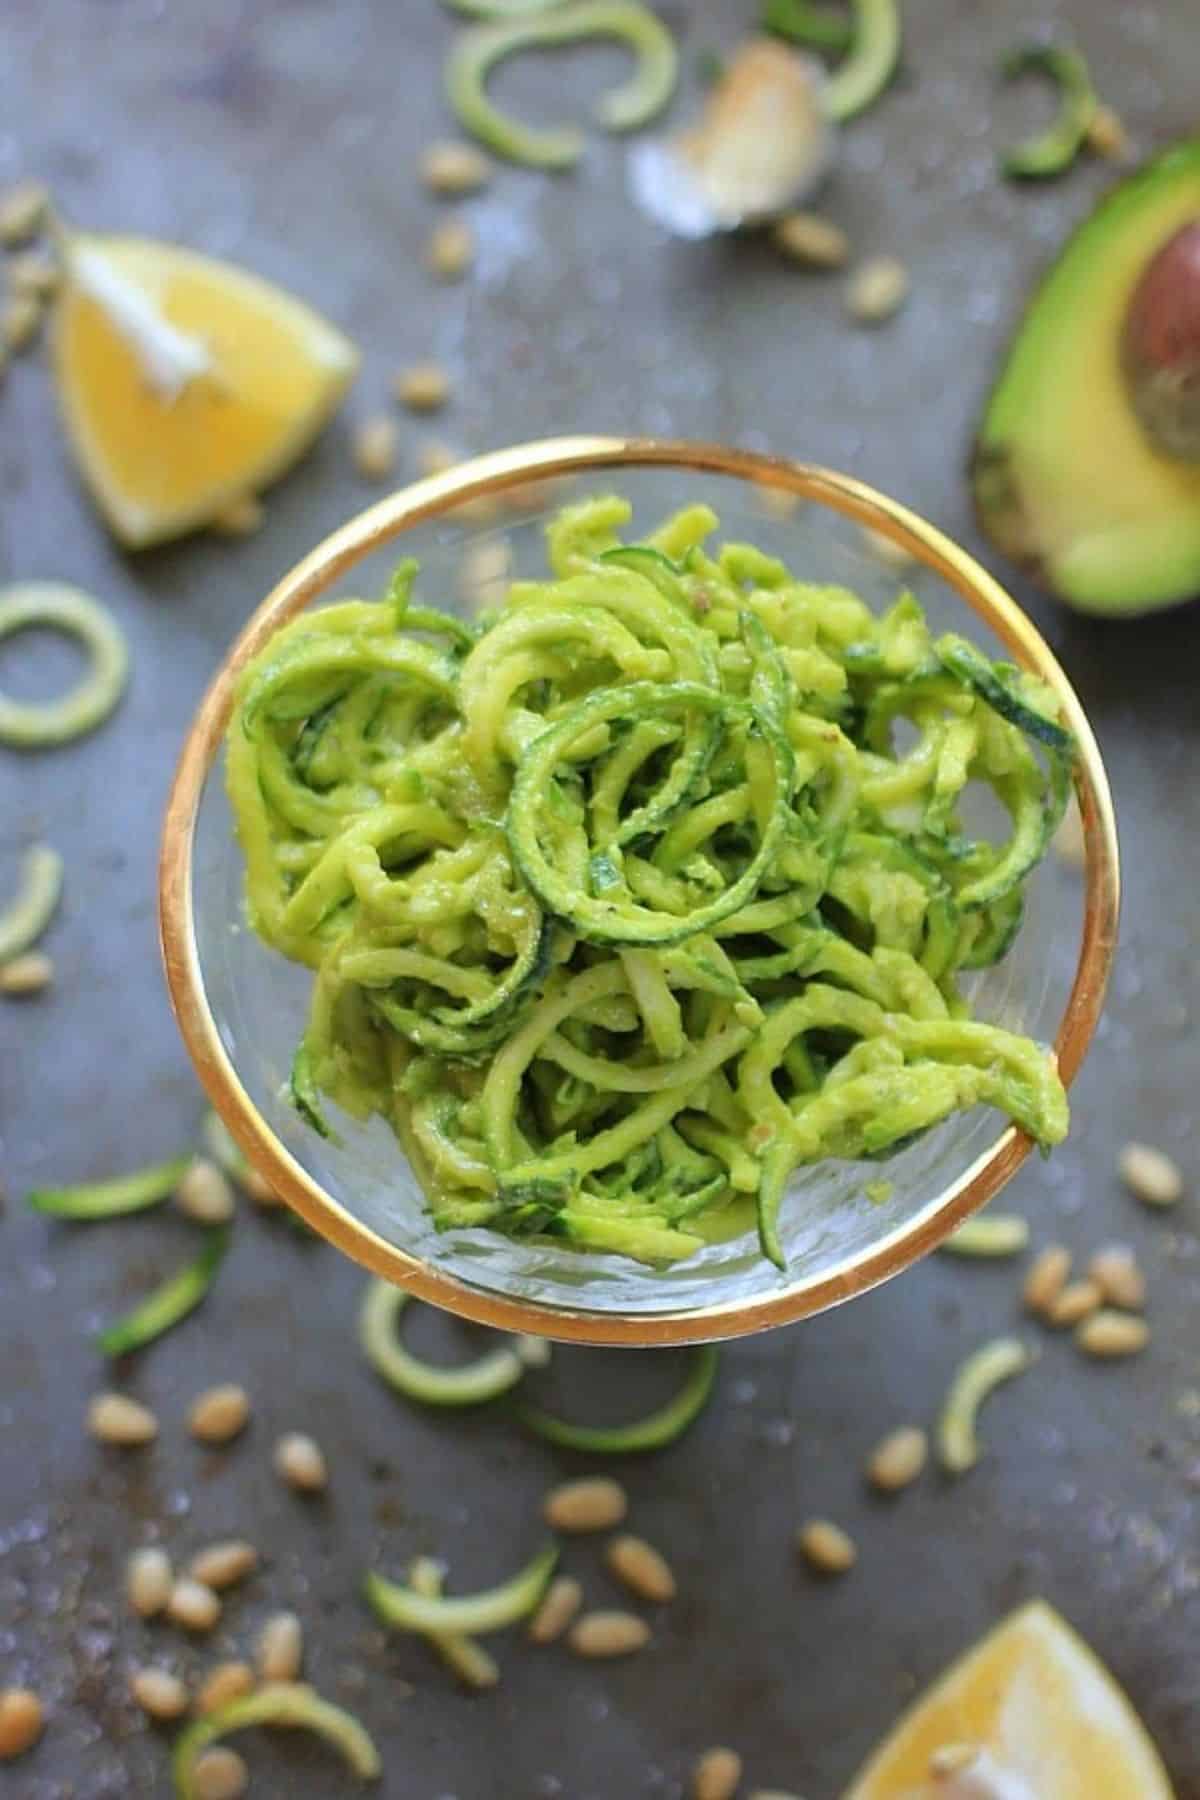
226, 496, 1072, 1269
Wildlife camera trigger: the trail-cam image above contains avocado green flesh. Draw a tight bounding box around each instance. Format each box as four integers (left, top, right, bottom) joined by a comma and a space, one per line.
974, 139, 1200, 616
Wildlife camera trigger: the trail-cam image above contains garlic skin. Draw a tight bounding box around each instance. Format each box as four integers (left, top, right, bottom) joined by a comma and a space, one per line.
629, 39, 834, 238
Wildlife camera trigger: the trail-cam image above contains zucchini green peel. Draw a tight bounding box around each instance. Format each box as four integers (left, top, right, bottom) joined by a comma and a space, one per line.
27, 1152, 192, 1219
515, 1342, 718, 1452
442, 0, 568, 15
172, 1682, 382, 1794
0, 844, 64, 963
359, 1278, 549, 1406
0, 581, 129, 747
762, 0, 854, 53
364, 1542, 558, 1635
445, 1, 679, 170
227, 494, 1073, 1272
97, 1227, 230, 1356
1000, 45, 1097, 180
825, 0, 900, 122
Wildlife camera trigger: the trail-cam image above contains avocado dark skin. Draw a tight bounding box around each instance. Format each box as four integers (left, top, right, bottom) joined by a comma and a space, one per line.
972, 139, 1200, 617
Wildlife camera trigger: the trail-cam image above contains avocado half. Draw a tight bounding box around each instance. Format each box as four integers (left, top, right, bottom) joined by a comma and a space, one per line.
973, 139, 1200, 617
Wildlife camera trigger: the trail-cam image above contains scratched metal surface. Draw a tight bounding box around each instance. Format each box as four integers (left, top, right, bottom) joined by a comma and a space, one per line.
1, 1, 1198, 1795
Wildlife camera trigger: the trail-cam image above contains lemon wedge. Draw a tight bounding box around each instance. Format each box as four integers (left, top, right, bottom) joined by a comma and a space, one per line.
844, 1599, 1174, 1799
53, 233, 358, 547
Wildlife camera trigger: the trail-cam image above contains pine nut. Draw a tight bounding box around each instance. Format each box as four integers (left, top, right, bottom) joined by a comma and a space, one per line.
772, 210, 848, 267
860, 524, 915, 570
0, 182, 49, 245
528, 1575, 584, 1644
88, 1392, 158, 1446
166, 1578, 221, 1632
754, 483, 800, 519
0, 1688, 43, 1760
274, 1432, 327, 1492
175, 1158, 235, 1225
243, 1166, 281, 1206
845, 255, 908, 324
691, 1745, 743, 1800
194, 1662, 255, 1716
1088, 1245, 1146, 1311
1119, 1142, 1183, 1208
543, 1477, 627, 1533
127, 1547, 173, 1617
866, 1425, 927, 1492
188, 1540, 258, 1591
353, 416, 398, 482
747, 1792, 803, 1800
605, 1534, 676, 1603
211, 494, 265, 538
1047, 1279, 1102, 1327
2, 295, 42, 352
426, 219, 475, 281
130, 1666, 189, 1720
419, 440, 460, 478
192, 1746, 250, 1800
1023, 1244, 1071, 1316
188, 1384, 251, 1445
1076, 1310, 1150, 1359
0, 950, 54, 995
567, 1610, 650, 1658
256, 1610, 303, 1682
421, 141, 491, 196
797, 1518, 857, 1574
1085, 105, 1129, 161
394, 362, 450, 412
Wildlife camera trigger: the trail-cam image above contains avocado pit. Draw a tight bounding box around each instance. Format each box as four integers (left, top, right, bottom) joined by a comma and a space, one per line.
1122, 216, 1200, 460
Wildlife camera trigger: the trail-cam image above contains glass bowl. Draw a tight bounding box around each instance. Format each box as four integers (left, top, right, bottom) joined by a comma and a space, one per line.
159, 438, 1119, 1346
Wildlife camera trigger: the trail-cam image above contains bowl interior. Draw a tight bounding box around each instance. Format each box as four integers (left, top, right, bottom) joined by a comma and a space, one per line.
172, 445, 1115, 1342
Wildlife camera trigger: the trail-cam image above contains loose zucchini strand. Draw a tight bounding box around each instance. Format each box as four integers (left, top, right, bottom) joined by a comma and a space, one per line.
0, 581, 128, 747
0, 844, 64, 962
364, 1542, 558, 1635
172, 1683, 381, 1794
514, 1343, 718, 1452
27, 1153, 192, 1219
96, 1227, 230, 1356
1000, 45, 1097, 181
359, 1278, 548, 1407
825, 0, 900, 122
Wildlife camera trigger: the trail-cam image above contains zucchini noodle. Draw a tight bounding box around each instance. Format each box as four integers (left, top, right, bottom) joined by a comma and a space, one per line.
227, 496, 1073, 1270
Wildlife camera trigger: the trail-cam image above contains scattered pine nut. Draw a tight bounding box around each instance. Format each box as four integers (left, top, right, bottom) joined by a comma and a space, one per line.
1119, 1142, 1182, 1209
211, 494, 265, 538
2, 294, 42, 352
845, 256, 908, 324
130, 1665, 189, 1720
274, 1431, 328, 1493
8, 251, 60, 298
0, 1688, 43, 1761
194, 1661, 255, 1716
421, 141, 491, 196
256, 1610, 303, 1682
88, 1392, 158, 1447
394, 362, 451, 412
860, 523, 916, 571
1076, 1310, 1149, 1359
188, 1540, 258, 1592
528, 1575, 584, 1644
930, 1743, 980, 1776
543, 1476, 627, 1534
419, 441, 461, 479
0, 181, 49, 245
772, 210, 849, 268
243, 1166, 281, 1207
866, 1425, 927, 1493
691, 1745, 743, 1800
1047, 1279, 1102, 1328
426, 219, 475, 281
567, 1610, 650, 1658
1085, 105, 1129, 161
0, 950, 54, 996
353, 415, 398, 483
166, 1578, 222, 1633
747, 1791, 803, 1800
937, 1337, 1032, 1476
797, 1518, 857, 1575
606, 1534, 676, 1603
754, 483, 800, 519
127, 1546, 173, 1618
175, 1158, 235, 1225
188, 1383, 250, 1445
1052, 795, 1086, 870
192, 1746, 250, 1800
1088, 1245, 1146, 1311
1023, 1244, 1071, 1316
